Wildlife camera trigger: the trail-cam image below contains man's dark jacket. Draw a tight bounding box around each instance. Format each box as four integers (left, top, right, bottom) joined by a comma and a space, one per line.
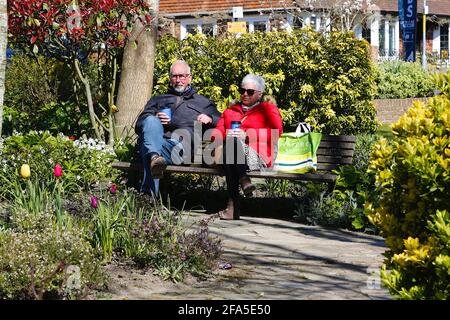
135, 86, 221, 139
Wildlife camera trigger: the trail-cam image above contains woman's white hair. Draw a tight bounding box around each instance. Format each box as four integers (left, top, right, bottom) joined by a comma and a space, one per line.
241, 74, 265, 92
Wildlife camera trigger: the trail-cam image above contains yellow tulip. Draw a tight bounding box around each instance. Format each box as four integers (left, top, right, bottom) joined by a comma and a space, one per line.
20, 164, 31, 178
111, 104, 118, 113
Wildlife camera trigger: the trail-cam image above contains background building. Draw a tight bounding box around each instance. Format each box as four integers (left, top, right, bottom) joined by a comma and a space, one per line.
159, 0, 450, 64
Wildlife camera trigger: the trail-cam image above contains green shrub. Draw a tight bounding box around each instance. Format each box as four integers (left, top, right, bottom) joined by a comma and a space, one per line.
3, 55, 93, 136
293, 134, 381, 231
154, 31, 378, 135
0, 213, 104, 300
294, 183, 351, 227
375, 61, 436, 99
366, 72, 450, 299
0, 131, 118, 197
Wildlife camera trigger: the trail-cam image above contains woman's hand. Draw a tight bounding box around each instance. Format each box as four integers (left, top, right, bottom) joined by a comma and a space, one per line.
226, 128, 246, 140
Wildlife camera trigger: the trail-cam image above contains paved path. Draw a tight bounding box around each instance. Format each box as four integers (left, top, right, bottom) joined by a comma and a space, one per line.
106, 213, 390, 300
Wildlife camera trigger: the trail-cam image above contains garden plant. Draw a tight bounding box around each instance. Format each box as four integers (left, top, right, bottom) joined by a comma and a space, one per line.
0, 131, 223, 299
366, 72, 450, 299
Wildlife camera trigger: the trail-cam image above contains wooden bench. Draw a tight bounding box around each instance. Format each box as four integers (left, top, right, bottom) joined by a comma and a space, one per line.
112, 134, 356, 188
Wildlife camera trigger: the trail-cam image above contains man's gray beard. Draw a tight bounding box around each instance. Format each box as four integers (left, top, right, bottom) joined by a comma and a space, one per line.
174, 86, 187, 93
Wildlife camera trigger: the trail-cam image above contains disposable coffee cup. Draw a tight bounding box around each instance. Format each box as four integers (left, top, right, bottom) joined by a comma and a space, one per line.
230, 121, 241, 129
159, 108, 172, 121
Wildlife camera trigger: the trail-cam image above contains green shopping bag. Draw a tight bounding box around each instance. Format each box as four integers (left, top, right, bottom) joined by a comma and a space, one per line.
273, 124, 322, 174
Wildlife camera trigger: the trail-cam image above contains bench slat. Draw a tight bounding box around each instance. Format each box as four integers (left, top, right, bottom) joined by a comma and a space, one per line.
317, 163, 345, 171
317, 156, 353, 165
320, 134, 356, 143
317, 149, 354, 156
318, 141, 356, 149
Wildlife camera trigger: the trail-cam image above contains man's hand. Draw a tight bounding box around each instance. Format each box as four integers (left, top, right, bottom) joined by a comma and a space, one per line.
226, 128, 246, 140
197, 114, 212, 125
157, 112, 171, 125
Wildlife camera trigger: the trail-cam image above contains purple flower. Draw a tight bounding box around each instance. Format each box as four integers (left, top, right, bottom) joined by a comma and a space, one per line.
110, 183, 117, 194
90, 196, 98, 209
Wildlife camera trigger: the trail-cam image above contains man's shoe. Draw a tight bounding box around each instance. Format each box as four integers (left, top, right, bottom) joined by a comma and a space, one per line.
150, 155, 167, 179
239, 176, 255, 197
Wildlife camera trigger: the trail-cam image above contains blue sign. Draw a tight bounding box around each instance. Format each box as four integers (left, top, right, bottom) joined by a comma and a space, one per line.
398, 0, 417, 61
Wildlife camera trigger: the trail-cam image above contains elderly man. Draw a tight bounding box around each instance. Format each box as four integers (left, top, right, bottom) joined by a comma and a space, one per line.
135, 60, 221, 195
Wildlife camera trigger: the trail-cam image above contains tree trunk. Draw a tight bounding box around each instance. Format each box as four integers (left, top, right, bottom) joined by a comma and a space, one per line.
115, 0, 159, 140
0, 0, 8, 138
74, 58, 102, 140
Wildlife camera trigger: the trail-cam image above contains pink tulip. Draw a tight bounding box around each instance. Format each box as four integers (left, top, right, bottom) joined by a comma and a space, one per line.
110, 184, 117, 194
90, 196, 98, 209
54, 163, 63, 177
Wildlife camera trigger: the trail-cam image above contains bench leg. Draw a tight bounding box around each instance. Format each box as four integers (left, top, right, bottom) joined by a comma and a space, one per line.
326, 181, 335, 194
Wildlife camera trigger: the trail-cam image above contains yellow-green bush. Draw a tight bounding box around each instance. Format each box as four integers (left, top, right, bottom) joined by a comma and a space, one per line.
154, 30, 378, 135
366, 72, 450, 299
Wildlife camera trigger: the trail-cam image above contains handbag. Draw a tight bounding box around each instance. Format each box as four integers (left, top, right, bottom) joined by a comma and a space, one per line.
273, 122, 322, 174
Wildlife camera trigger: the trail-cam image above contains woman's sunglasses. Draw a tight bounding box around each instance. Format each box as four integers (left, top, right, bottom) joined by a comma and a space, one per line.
239, 88, 257, 96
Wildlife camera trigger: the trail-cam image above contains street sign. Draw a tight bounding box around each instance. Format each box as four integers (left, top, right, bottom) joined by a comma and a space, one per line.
227, 21, 247, 33
398, 0, 417, 62
232, 6, 243, 19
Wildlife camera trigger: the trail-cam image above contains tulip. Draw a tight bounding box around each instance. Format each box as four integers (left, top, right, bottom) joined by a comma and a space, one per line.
110, 183, 117, 194
68, 135, 76, 141
111, 105, 118, 113
90, 196, 98, 209
20, 164, 31, 178
54, 163, 63, 177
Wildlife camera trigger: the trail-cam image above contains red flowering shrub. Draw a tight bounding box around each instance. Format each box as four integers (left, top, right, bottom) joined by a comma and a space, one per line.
8, 0, 153, 54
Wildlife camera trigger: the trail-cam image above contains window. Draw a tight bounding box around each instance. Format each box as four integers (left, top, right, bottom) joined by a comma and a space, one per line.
379, 20, 386, 56
362, 25, 371, 43
293, 16, 303, 29
389, 24, 395, 56
180, 20, 217, 39
253, 21, 267, 32
202, 24, 214, 37
319, 17, 328, 32
441, 24, 449, 59
310, 16, 317, 31
185, 24, 198, 36
242, 17, 270, 33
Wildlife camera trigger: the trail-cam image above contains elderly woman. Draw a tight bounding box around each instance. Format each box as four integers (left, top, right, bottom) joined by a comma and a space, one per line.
213, 74, 283, 220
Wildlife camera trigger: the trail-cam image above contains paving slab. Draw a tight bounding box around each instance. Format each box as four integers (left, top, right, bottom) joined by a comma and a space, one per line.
105, 213, 390, 300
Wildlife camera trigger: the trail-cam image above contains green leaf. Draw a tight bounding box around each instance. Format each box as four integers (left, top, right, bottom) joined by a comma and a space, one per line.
351, 216, 364, 230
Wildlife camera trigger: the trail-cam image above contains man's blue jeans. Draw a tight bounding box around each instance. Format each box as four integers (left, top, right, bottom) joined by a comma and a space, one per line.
139, 115, 184, 195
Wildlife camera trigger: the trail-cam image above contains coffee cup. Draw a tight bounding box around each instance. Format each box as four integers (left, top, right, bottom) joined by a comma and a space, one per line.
159, 107, 172, 121
230, 121, 241, 129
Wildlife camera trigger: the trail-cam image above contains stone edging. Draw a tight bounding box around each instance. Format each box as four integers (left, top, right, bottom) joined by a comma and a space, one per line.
374, 97, 431, 124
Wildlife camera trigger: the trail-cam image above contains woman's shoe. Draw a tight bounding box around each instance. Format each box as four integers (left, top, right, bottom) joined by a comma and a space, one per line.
239, 176, 256, 197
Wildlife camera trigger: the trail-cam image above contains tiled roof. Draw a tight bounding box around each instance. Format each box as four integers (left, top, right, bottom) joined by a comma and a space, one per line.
159, 0, 450, 17
377, 0, 450, 15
